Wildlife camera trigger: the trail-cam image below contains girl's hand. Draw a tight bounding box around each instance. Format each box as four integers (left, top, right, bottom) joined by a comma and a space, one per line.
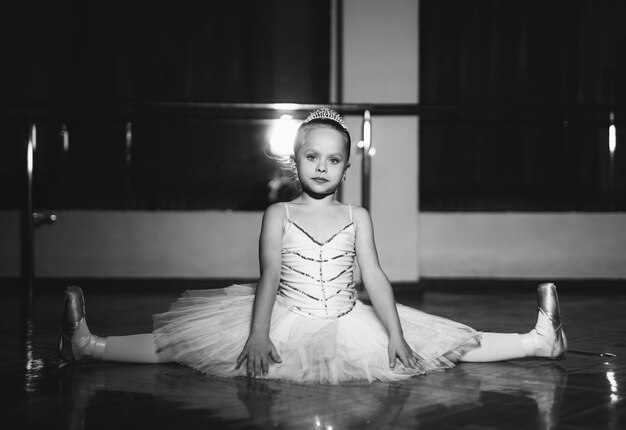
236, 334, 282, 378
388, 334, 420, 369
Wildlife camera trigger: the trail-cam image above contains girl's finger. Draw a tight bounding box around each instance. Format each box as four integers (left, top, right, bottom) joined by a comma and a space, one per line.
399, 353, 411, 368
400, 349, 417, 369
235, 350, 246, 368
411, 351, 420, 368
388, 349, 396, 368
270, 345, 282, 363
254, 356, 263, 377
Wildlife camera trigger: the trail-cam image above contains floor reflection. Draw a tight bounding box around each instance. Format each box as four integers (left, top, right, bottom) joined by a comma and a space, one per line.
51, 361, 574, 430
23, 318, 46, 393
3, 287, 624, 429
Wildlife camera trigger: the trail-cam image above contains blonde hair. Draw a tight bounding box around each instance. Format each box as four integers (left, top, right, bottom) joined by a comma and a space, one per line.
268, 109, 352, 189
293, 117, 351, 161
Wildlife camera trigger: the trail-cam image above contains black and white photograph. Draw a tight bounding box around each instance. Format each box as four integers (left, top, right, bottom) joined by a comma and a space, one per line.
1, 1, 625, 429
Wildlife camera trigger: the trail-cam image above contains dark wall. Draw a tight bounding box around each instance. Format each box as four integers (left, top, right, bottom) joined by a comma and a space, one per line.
420, 0, 626, 211
1, 0, 330, 103
1, 1, 330, 210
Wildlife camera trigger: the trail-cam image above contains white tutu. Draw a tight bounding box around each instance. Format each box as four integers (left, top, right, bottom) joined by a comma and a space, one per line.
153, 284, 481, 385
155, 204, 481, 384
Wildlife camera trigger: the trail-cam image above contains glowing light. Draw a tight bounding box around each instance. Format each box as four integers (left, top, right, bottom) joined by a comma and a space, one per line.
272, 103, 300, 111
607, 370, 620, 404
361, 110, 375, 157
609, 125, 616, 155
607, 371, 618, 392
609, 111, 616, 155
356, 140, 364, 149
24, 321, 44, 393
61, 124, 69, 152
31, 123, 37, 152
126, 122, 132, 144
363, 110, 371, 150
27, 139, 33, 176
27, 124, 36, 176
269, 114, 300, 157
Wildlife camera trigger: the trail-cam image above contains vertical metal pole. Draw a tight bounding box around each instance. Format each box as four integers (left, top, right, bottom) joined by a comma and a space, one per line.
361, 110, 371, 210
21, 121, 39, 390
21, 121, 35, 321
331, 1, 344, 202
609, 111, 616, 210
330, 0, 343, 105
61, 123, 69, 209
125, 121, 132, 208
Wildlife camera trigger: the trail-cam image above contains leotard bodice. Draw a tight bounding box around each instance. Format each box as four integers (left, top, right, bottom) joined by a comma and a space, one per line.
278, 203, 357, 319
155, 201, 481, 383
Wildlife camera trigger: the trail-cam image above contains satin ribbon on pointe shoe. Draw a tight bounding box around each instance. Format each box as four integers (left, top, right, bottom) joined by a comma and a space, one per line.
57, 286, 106, 363
536, 283, 568, 359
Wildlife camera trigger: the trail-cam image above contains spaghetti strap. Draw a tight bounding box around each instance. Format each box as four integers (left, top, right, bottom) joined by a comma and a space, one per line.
284, 202, 290, 219
348, 204, 353, 222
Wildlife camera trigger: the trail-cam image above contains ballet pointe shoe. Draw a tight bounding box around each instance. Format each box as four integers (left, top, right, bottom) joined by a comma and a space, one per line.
57, 286, 106, 364
531, 283, 567, 359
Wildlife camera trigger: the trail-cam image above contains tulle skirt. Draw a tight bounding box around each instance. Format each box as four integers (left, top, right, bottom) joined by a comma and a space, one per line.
153, 284, 481, 385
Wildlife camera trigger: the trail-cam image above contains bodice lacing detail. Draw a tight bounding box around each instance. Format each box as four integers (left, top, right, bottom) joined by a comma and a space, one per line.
279, 203, 357, 319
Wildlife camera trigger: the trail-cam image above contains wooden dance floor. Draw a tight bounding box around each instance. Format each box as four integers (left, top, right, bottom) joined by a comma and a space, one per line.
4, 280, 625, 429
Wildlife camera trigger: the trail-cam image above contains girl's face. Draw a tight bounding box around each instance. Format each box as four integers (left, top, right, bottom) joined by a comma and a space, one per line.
294, 126, 350, 197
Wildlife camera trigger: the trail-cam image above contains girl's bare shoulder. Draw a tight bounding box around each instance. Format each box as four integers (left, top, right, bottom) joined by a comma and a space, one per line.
346, 203, 370, 218
263, 202, 287, 223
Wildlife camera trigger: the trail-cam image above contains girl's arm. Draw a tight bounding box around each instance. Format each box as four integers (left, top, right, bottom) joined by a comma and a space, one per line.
236, 203, 284, 377
353, 206, 419, 369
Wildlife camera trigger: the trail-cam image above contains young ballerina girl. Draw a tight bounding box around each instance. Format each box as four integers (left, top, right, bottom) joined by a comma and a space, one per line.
58, 108, 567, 384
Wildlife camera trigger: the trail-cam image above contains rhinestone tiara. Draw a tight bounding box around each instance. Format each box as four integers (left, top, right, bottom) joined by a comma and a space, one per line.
303, 108, 347, 130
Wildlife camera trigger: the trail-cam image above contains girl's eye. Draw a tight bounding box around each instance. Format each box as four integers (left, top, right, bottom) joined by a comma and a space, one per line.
306, 155, 317, 161
329, 158, 341, 164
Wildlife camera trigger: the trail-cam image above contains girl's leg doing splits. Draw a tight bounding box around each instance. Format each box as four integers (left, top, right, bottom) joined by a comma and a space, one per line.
58, 284, 567, 365
58, 286, 173, 364
460, 283, 567, 362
